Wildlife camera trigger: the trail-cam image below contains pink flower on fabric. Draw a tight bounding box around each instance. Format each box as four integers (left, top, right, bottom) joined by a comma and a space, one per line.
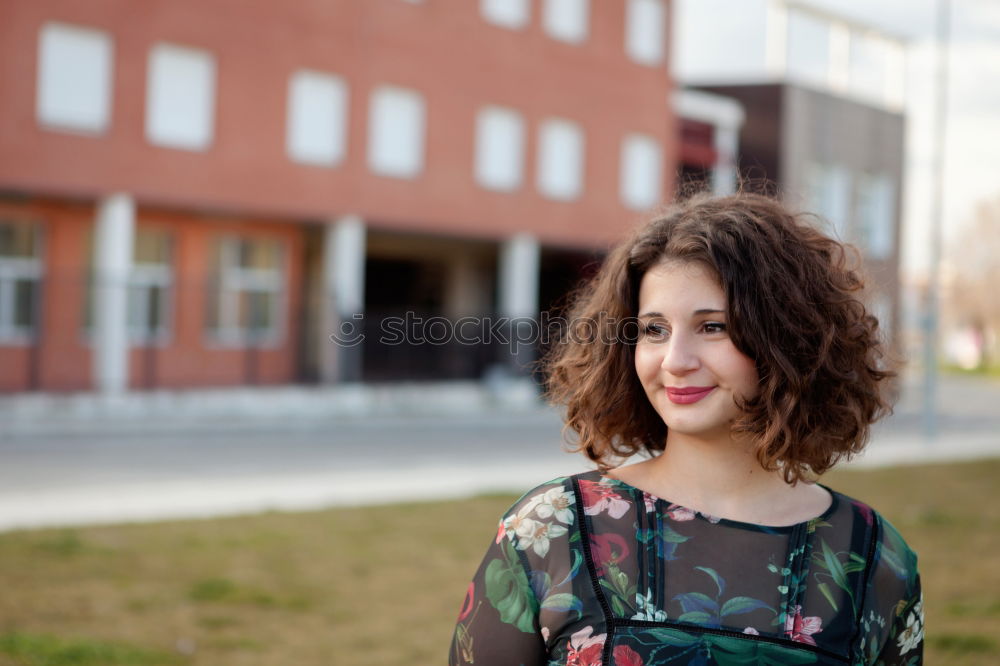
613, 644, 644, 666
458, 582, 475, 622
784, 605, 823, 645
743, 627, 759, 635
590, 532, 631, 576
665, 503, 696, 521
580, 480, 630, 519
567, 626, 606, 666
642, 491, 659, 513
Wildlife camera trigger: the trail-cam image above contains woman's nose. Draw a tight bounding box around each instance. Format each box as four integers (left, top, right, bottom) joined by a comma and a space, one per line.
661, 335, 700, 375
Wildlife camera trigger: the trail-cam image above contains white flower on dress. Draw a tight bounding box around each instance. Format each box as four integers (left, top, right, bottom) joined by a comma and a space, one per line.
631, 588, 668, 622
896, 594, 924, 655
513, 517, 568, 557
743, 627, 760, 635
533, 487, 576, 524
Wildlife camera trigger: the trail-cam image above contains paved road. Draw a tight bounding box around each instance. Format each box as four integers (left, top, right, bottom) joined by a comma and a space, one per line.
0, 374, 997, 531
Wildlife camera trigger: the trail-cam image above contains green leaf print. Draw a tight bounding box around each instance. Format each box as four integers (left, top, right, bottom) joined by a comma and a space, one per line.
813, 540, 854, 609
695, 566, 726, 596
720, 596, 773, 618
484, 541, 538, 633
540, 592, 583, 618
817, 582, 839, 612
710, 633, 819, 665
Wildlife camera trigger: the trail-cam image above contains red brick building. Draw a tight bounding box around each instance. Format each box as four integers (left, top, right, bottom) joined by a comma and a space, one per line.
0, 0, 676, 392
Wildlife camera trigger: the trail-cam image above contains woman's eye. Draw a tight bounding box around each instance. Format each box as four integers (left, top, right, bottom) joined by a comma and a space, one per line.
702, 322, 727, 334
642, 323, 669, 339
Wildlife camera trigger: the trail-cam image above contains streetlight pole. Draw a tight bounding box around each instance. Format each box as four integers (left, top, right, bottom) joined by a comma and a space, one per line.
923, 0, 951, 440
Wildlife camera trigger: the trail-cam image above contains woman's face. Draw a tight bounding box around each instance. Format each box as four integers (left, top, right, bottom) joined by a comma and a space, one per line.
633, 260, 760, 441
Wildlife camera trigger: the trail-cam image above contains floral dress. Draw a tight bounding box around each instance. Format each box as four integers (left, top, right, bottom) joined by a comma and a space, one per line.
449, 470, 922, 665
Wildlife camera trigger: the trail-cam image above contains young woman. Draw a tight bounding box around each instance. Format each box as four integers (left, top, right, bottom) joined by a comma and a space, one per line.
449, 193, 922, 666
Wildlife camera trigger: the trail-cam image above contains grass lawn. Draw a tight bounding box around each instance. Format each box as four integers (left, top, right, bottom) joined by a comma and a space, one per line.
0, 458, 997, 665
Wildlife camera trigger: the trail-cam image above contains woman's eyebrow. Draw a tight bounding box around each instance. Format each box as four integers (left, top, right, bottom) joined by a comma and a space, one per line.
638, 308, 725, 318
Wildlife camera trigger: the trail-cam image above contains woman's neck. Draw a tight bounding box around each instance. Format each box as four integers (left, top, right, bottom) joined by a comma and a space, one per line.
610, 430, 831, 526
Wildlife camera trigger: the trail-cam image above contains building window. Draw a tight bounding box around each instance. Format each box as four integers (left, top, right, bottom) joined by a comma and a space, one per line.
805, 163, 851, 241
620, 133, 663, 210
207, 237, 284, 344
537, 118, 585, 201
36, 22, 113, 134
856, 172, 895, 260
367, 86, 426, 179
0, 222, 43, 342
543, 0, 589, 44
481, 0, 531, 30
625, 0, 666, 65
286, 70, 349, 167
129, 229, 173, 343
145, 43, 216, 151
475, 106, 525, 192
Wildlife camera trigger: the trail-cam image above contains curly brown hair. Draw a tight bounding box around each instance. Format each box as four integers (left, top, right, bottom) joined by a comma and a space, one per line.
543, 191, 895, 484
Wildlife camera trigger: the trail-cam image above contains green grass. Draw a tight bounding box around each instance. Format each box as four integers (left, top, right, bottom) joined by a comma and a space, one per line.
0, 459, 997, 665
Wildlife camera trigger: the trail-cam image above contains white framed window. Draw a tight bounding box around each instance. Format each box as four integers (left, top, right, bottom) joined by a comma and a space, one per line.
481, 0, 531, 30
543, 0, 589, 44
367, 85, 426, 179
145, 43, 216, 151
475, 106, 525, 192
536, 118, 584, 201
36, 22, 113, 134
805, 163, 851, 241
625, 0, 666, 66
128, 229, 173, 343
620, 133, 663, 210
286, 70, 349, 167
0, 222, 43, 343
856, 172, 895, 260
207, 237, 285, 345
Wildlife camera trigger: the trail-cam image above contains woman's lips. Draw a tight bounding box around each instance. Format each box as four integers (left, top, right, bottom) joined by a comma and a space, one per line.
665, 386, 716, 404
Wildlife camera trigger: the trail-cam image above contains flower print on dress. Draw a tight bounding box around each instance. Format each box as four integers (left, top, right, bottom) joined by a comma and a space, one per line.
784, 605, 823, 645
631, 588, 668, 622
566, 625, 606, 666
512, 517, 568, 557
642, 491, 659, 513
533, 487, 576, 524
590, 532, 631, 576
580, 479, 630, 519
613, 644, 644, 666
742, 627, 759, 635
665, 503, 696, 521
664, 502, 721, 523
897, 592, 924, 655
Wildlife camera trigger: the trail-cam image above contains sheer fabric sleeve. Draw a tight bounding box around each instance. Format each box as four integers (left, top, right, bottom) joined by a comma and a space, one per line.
450, 479, 578, 666
857, 514, 923, 665
448, 517, 547, 665
875, 573, 923, 665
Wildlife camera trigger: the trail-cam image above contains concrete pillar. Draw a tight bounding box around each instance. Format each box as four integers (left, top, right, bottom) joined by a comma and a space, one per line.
319, 215, 366, 383
92, 193, 135, 394
498, 233, 540, 374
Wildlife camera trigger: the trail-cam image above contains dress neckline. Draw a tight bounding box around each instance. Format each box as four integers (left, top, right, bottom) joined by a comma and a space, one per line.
585, 470, 839, 534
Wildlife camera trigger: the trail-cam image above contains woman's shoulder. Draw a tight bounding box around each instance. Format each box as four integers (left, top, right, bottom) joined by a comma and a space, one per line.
824, 487, 920, 574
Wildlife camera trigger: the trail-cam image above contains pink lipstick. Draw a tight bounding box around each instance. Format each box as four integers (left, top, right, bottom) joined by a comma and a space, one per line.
665, 386, 716, 404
